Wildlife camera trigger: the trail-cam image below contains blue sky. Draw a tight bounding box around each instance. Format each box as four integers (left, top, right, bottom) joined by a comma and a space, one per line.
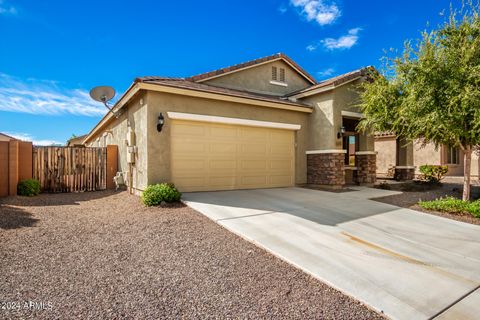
0, 0, 462, 145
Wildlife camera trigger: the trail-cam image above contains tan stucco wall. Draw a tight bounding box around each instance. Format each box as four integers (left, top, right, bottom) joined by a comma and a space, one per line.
86, 93, 149, 191
375, 136, 396, 177
301, 80, 373, 151
375, 137, 480, 179
146, 91, 310, 187
412, 142, 440, 175
204, 60, 311, 96
302, 91, 335, 150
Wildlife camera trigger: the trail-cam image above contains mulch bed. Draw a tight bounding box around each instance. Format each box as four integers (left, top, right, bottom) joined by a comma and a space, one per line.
373, 181, 480, 225
0, 191, 384, 319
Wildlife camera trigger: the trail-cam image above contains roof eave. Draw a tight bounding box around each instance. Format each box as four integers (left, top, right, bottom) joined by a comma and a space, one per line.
290, 76, 362, 99
83, 81, 312, 144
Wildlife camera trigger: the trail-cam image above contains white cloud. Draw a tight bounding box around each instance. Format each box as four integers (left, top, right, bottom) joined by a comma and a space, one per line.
4, 132, 63, 146
0, 73, 107, 117
321, 28, 361, 50
290, 0, 340, 26
317, 68, 335, 78
0, 0, 17, 15
306, 44, 317, 51
278, 6, 287, 14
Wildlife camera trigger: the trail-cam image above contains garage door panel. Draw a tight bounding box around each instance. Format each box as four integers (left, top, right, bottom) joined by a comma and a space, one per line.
270, 159, 293, 171
208, 176, 237, 187
171, 120, 295, 192
209, 159, 237, 170
174, 177, 206, 189
172, 122, 206, 136
171, 139, 207, 154
240, 127, 268, 141
210, 126, 238, 139
269, 175, 294, 186
240, 176, 268, 187
270, 130, 293, 140
241, 143, 267, 155
209, 143, 237, 154
240, 160, 267, 170
270, 144, 294, 156
172, 159, 206, 172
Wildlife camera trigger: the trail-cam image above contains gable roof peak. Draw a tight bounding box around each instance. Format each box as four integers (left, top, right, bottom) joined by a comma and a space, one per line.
185, 53, 317, 84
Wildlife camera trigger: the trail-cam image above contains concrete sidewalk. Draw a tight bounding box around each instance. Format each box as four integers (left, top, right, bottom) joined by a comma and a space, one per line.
184, 187, 480, 320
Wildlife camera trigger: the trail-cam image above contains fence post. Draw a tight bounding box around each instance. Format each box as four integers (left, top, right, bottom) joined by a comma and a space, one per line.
0, 142, 8, 197
106, 145, 118, 190
8, 140, 19, 196
18, 142, 33, 182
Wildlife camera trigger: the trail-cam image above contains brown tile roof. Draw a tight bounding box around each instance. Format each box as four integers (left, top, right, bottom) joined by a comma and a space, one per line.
287, 66, 374, 97
135, 77, 312, 109
374, 131, 396, 138
67, 134, 87, 145
185, 53, 317, 84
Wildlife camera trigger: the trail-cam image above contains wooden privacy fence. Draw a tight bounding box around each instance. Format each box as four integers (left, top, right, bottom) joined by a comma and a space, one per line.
33, 146, 107, 192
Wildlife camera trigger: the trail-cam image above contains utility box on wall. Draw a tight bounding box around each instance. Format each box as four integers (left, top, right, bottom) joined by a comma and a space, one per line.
127, 146, 137, 164
126, 127, 136, 164
127, 127, 135, 146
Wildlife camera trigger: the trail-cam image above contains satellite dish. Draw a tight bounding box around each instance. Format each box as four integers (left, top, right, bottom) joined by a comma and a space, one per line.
89, 86, 121, 118
90, 86, 115, 103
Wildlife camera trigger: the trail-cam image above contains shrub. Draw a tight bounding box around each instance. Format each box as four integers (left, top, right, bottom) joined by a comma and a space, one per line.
141, 183, 181, 206
419, 197, 480, 218
419, 165, 448, 183
17, 179, 41, 196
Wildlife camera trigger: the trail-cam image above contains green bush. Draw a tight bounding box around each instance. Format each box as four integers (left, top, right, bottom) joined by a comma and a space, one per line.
419, 197, 480, 218
419, 165, 448, 183
17, 179, 41, 196
141, 183, 181, 206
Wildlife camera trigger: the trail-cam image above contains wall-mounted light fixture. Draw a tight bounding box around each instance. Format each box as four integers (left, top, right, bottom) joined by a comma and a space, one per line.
337, 126, 346, 139
157, 113, 165, 132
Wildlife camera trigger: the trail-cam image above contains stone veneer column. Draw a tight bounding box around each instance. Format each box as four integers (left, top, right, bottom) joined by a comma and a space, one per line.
355, 151, 377, 185
306, 150, 346, 187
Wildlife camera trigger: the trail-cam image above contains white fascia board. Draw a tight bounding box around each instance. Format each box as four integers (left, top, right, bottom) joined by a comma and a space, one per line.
167, 112, 301, 130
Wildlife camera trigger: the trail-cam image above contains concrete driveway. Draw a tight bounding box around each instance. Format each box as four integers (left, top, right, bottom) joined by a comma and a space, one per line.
184, 187, 480, 320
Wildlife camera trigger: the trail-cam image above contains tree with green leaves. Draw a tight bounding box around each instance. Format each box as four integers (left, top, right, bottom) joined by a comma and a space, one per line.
358, 3, 480, 201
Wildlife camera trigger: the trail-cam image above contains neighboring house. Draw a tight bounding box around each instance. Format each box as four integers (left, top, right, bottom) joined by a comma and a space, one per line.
375, 133, 480, 179
0, 133, 18, 142
66, 134, 87, 147
83, 53, 376, 193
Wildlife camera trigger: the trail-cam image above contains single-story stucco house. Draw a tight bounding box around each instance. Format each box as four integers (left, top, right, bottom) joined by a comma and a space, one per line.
66, 134, 87, 147
83, 53, 376, 193
375, 133, 480, 179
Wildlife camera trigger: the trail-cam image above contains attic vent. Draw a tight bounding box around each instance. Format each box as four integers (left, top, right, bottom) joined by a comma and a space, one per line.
279, 68, 285, 82
272, 66, 277, 81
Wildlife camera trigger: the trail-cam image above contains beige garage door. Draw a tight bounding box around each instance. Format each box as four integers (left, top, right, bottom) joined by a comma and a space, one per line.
171, 119, 295, 192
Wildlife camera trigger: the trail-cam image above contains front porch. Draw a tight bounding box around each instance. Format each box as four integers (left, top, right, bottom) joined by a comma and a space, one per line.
306, 116, 377, 188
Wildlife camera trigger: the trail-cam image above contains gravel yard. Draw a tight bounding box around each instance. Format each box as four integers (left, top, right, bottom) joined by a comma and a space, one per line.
0, 191, 383, 319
